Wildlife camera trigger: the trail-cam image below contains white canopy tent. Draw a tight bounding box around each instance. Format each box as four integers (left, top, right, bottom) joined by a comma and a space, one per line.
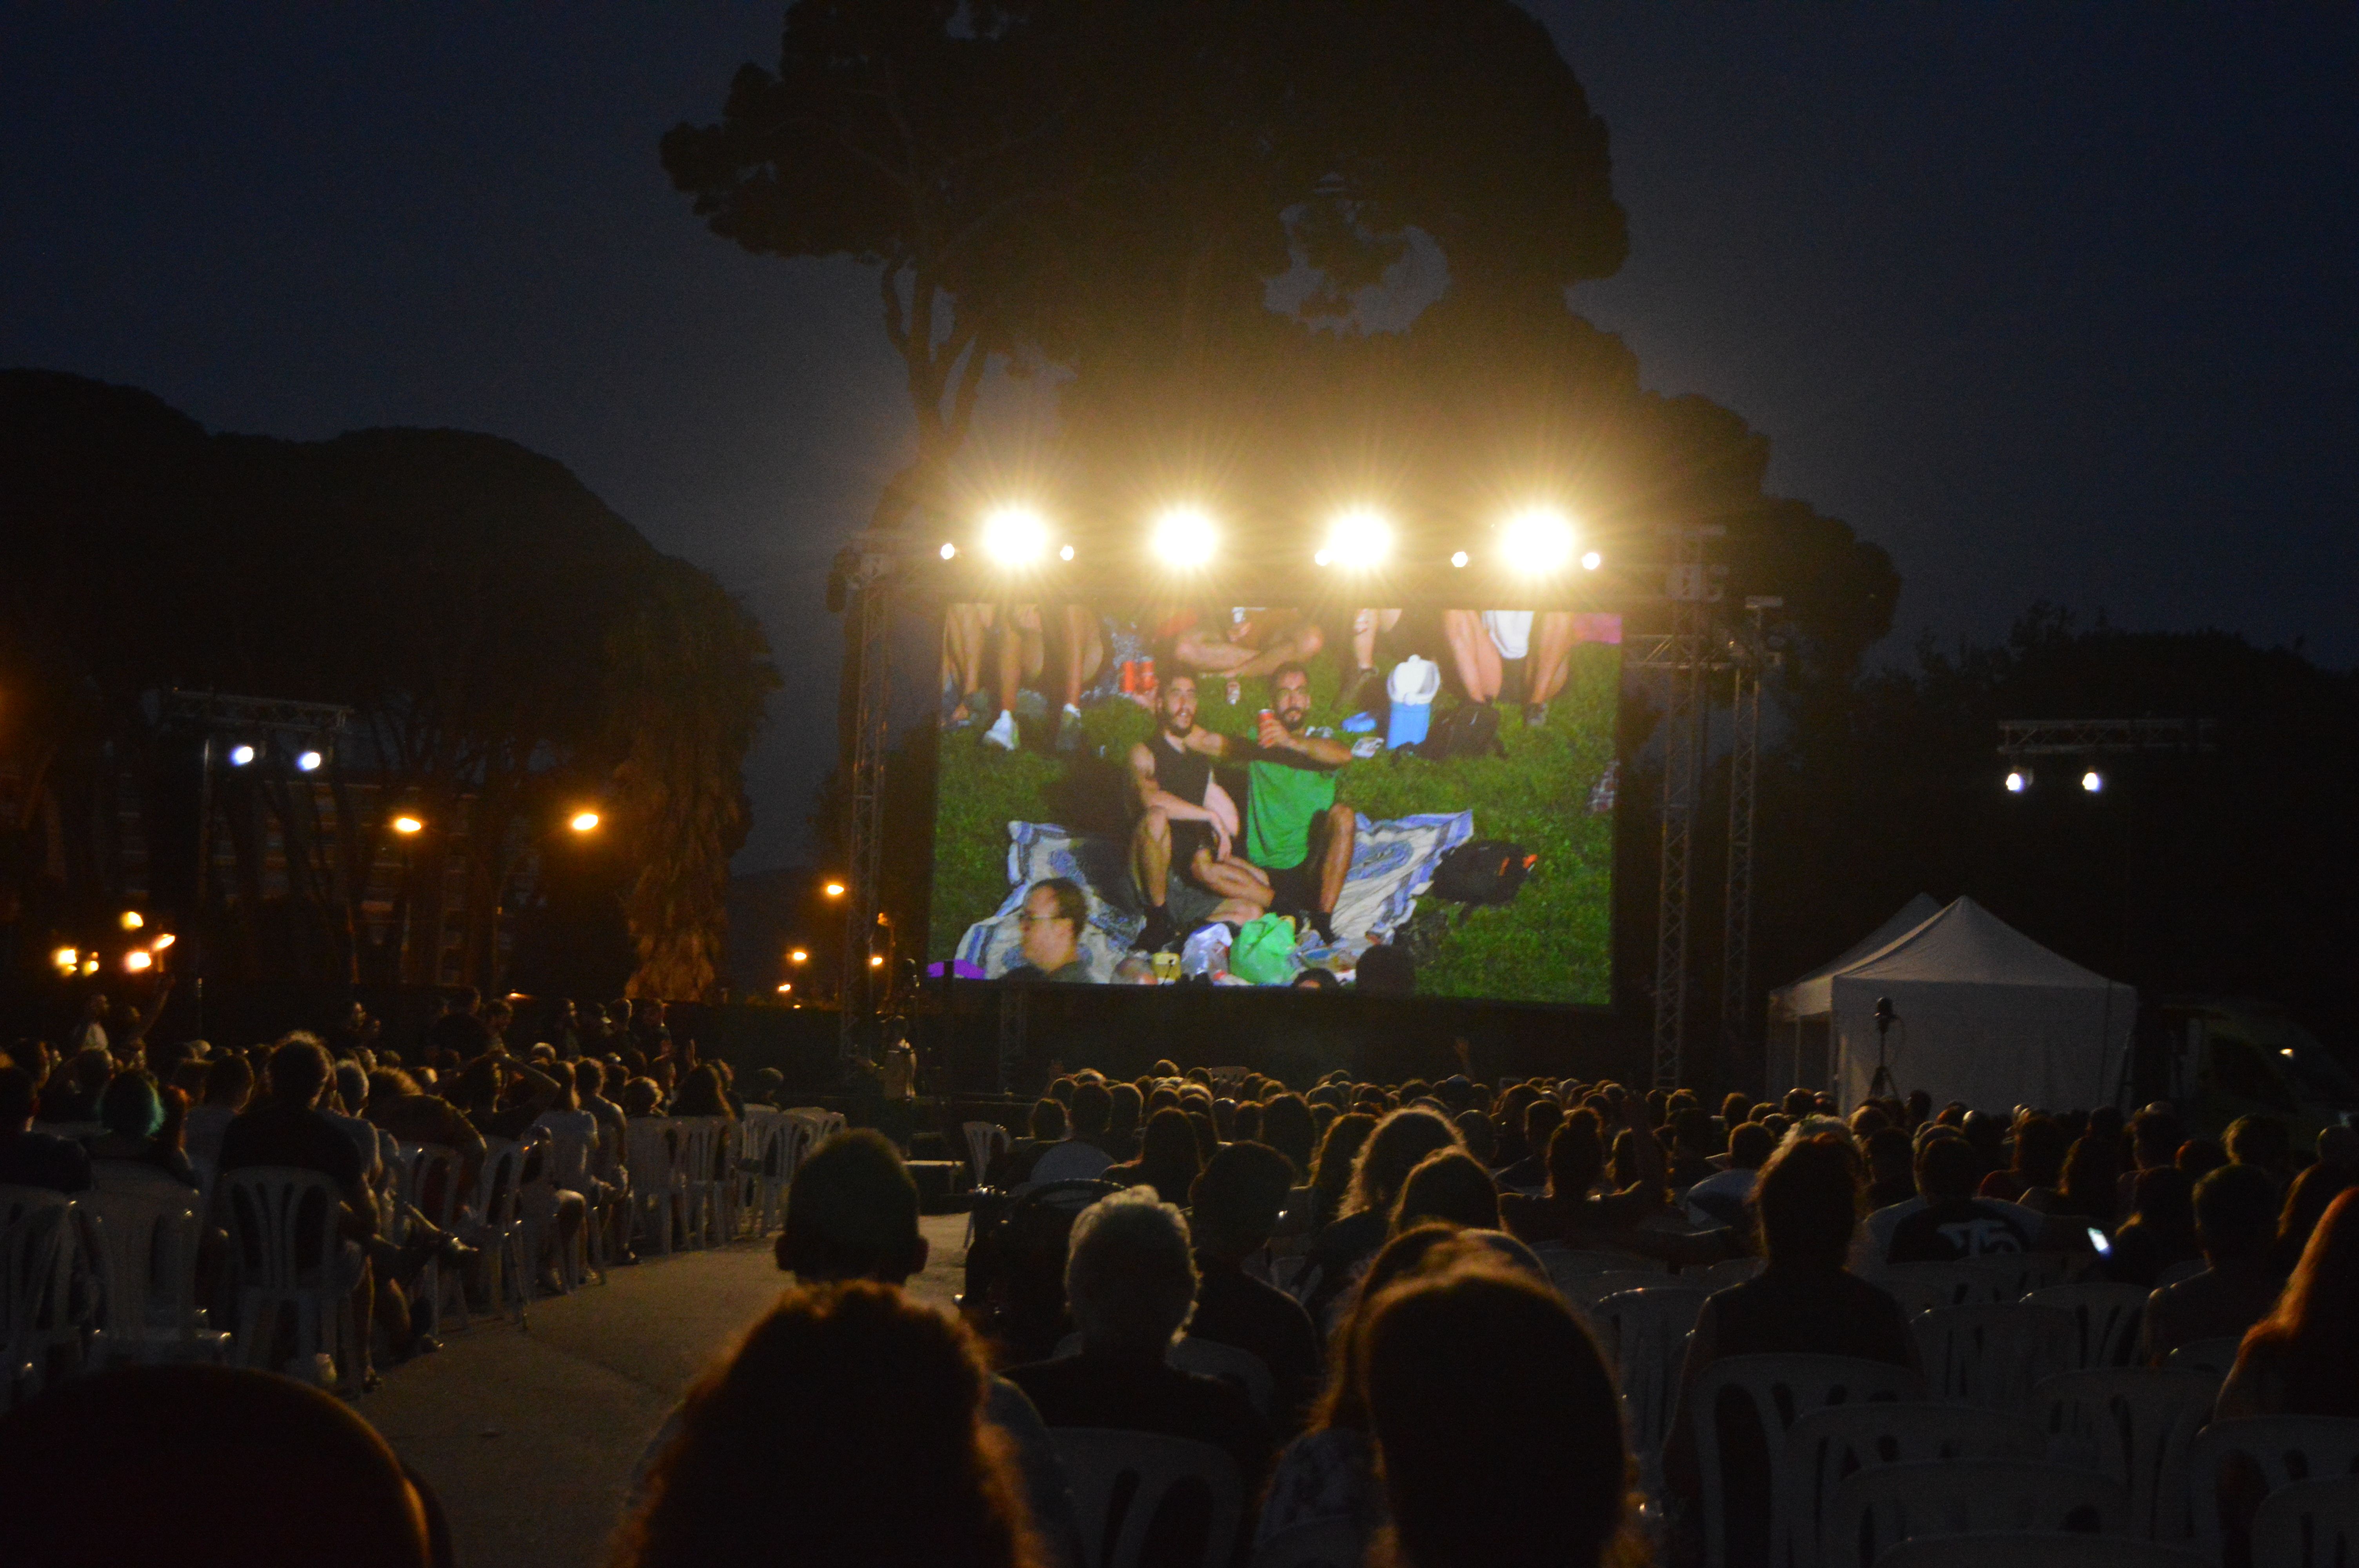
1764, 895, 1941, 1094
1812, 896, 2135, 1113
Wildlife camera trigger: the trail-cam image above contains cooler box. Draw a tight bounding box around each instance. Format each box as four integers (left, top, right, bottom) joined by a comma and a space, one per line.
1385, 655, 1441, 748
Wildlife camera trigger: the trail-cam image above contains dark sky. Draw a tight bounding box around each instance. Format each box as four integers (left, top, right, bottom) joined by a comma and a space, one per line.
7, 5, 2353, 870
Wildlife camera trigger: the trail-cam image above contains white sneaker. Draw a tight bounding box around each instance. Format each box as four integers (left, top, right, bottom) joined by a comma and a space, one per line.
981, 710, 1018, 750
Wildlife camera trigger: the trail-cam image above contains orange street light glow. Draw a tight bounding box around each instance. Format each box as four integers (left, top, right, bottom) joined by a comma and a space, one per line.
393, 815, 424, 835
120, 910, 144, 931
823, 882, 847, 898
569, 810, 601, 833
789, 949, 809, 964
124, 949, 154, 972
151, 933, 176, 951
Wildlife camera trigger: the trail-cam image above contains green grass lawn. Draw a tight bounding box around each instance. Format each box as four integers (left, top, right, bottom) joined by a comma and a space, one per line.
928, 644, 1619, 1005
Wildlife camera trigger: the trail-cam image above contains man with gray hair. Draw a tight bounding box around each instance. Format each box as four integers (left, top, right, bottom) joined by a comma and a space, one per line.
1004, 1187, 1270, 1543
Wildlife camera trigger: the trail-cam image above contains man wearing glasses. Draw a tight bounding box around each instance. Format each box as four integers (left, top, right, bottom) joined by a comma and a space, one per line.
1004, 877, 1091, 982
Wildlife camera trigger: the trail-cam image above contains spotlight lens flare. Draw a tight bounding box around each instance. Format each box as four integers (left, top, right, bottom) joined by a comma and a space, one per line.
939, 541, 957, 561
120, 910, 143, 931
2004, 771, 2027, 794
151, 933, 176, 951
53, 947, 77, 971
569, 811, 601, 833
979, 505, 1049, 565
124, 949, 153, 973
1499, 506, 1578, 576
1321, 507, 1392, 570
228, 744, 256, 766
1581, 550, 1603, 572
2081, 770, 2104, 793
393, 814, 424, 835
823, 881, 847, 898
1150, 507, 1218, 568
1450, 551, 1470, 569
296, 749, 323, 772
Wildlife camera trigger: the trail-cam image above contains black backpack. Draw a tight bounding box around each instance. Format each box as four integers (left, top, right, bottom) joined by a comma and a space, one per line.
1430, 840, 1536, 906
1400, 702, 1505, 760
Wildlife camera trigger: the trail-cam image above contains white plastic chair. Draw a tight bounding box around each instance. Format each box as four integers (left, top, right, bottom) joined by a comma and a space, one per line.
626, 1118, 682, 1257
81, 1187, 229, 1365
520, 1130, 587, 1294
2026, 1368, 2219, 1539
2023, 1283, 2151, 1370
1689, 1352, 1927, 1568
1565, 1268, 1678, 1313
671, 1118, 725, 1249
2154, 1258, 2206, 1288
1052, 1428, 1243, 1568
1773, 1403, 2046, 1568
1590, 1284, 1706, 1490
0, 1191, 76, 1408
2165, 1335, 2244, 1376
468, 1140, 532, 1325
1249, 1518, 1365, 1568
1913, 1303, 2077, 1409
401, 1143, 469, 1335
2251, 1475, 2359, 1568
217, 1167, 360, 1387
1685, 1254, 1767, 1295
1822, 1458, 2128, 1568
1170, 1336, 1274, 1416
744, 1113, 809, 1237
1872, 1534, 2208, 1567
963, 1120, 1012, 1185
2187, 1416, 2359, 1560
1883, 1258, 2030, 1315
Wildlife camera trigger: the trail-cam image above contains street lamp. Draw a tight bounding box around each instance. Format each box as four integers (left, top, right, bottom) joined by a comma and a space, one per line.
789, 949, 809, 965
823, 881, 847, 899
569, 809, 601, 833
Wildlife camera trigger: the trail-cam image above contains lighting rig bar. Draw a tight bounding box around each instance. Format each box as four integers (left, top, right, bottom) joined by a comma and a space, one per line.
1997, 718, 2216, 757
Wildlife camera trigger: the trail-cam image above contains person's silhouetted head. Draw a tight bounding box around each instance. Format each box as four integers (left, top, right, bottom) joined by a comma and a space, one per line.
1361, 1263, 1629, 1568
1028, 1097, 1067, 1141
1311, 1111, 1378, 1211
776, 1130, 926, 1284
1754, 1132, 1861, 1270
1070, 1080, 1111, 1138
2225, 1114, 2292, 1182
201, 1053, 253, 1110
1133, 1105, 1201, 1198
1347, 1108, 1461, 1219
1451, 1108, 1496, 1165
2193, 1162, 2279, 1265
0, 1364, 435, 1567
618, 1283, 1038, 1568
2238, 1189, 2359, 1416
1546, 1110, 1606, 1200
1391, 1148, 1501, 1234
1066, 1187, 1196, 1356
266, 1034, 333, 1109
1915, 1132, 1981, 1203
1727, 1121, 1774, 1172
1190, 1140, 1296, 1260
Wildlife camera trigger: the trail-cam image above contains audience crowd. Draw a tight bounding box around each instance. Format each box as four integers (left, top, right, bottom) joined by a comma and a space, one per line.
3, 1005, 2356, 1568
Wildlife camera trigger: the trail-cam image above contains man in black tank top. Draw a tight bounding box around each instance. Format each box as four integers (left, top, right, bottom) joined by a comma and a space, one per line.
1125, 673, 1275, 950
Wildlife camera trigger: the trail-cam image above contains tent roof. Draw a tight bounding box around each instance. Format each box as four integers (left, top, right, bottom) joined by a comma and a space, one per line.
1769, 895, 1942, 1020
1833, 895, 2123, 991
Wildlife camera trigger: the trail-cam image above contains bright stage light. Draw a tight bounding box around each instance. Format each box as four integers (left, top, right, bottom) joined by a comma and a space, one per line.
823, 881, 847, 898
124, 949, 153, 973
868, 953, 885, 969
121, 910, 143, 931
1581, 550, 1603, 572
1059, 544, 1075, 561
569, 810, 601, 833
151, 933, 176, 952
939, 542, 957, 561
1151, 507, 1218, 568
1499, 506, 1577, 576
1450, 551, 1469, 569
393, 814, 424, 835
1320, 507, 1392, 570
53, 947, 77, 972
228, 744, 256, 767
82, 958, 98, 975
789, 949, 809, 965
296, 749, 324, 772
777, 982, 793, 995
2081, 769, 2104, 793
2004, 770, 2028, 794
979, 505, 1049, 565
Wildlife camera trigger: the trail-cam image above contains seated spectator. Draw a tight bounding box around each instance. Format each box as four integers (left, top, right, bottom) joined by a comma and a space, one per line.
1665, 1107, 1719, 1189
0, 1065, 91, 1193
1492, 1098, 1563, 1192
367, 1066, 489, 1200
2219, 1186, 2358, 1420
1856, 1128, 2054, 1269
2054, 1131, 2122, 1224
743, 1067, 784, 1109
2268, 1159, 2356, 1276
1258, 1092, 1314, 1175
2117, 1103, 2187, 1215
1361, 1261, 1631, 1568
1885, 1134, 2040, 1261
620, 1078, 663, 1118
1389, 1148, 1501, 1234
617, 1283, 1044, 1568
1100, 1106, 1199, 1205
2102, 1166, 2201, 1287
1004, 1189, 1270, 1562
1665, 1133, 1916, 1568
1449, 1108, 1496, 1166
1301, 1111, 1377, 1231
0, 1363, 439, 1567
1498, 1104, 1676, 1252
1861, 1126, 1916, 1211
2224, 1114, 2292, 1191
1032, 1082, 1117, 1183
1188, 1142, 1322, 1432
1685, 1121, 1773, 1229
1980, 1112, 2068, 1208
38, 1046, 114, 1124
88, 1069, 198, 1194
2177, 1136, 2229, 1180
670, 1061, 735, 1122
1300, 1109, 1461, 1325
182, 1053, 253, 1172
2139, 1162, 2284, 1364
1103, 1081, 1145, 1161
219, 1034, 383, 1388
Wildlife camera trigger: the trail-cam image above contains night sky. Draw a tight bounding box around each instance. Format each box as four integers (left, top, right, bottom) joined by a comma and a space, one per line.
7, 5, 2352, 870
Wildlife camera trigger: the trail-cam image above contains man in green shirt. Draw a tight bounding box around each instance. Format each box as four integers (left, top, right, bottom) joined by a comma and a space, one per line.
1245, 663, 1357, 945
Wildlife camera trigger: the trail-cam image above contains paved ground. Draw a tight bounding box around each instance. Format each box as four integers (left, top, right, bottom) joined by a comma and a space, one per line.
357, 1213, 971, 1568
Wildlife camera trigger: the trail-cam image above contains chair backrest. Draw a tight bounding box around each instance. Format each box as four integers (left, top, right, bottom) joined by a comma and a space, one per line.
2026, 1368, 2220, 1539
1912, 1303, 2078, 1408
474, 1140, 528, 1224
2251, 1475, 2359, 1568
1171, 1336, 1275, 1416
1775, 1402, 2046, 1568
1691, 1353, 1927, 1568
1823, 1458, 2128, 1568
80, 1187, 204, 1350
963, 1120, 1011, 1184
672, 1118, 724, 1185
2023, 1283, 2152, 1370
1882, 1258, 2029, 1315
1248, 1518, 1365, 1568
542, 1129, 596, 1192
625, 1118, 679, 1191
1872, 1533, 2209, 1568
1589, 1286, 1707, 1454
0, 1185, 67, 1235
218, 1167, 344, 1290
0, 1198, 73, 1360
1686, 1255, 1767, 1295
1051, 1427, 1243, 1568
2188, 1417, 2359, 1558
404, 1144, 467, 1231
1565, 1269, 1679, 1314
2154, 1257, 2206, 1288
2166, 1336, 2244, 1376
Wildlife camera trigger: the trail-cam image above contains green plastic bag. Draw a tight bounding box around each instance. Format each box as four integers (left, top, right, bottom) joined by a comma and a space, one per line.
1229, 913, 1301, 985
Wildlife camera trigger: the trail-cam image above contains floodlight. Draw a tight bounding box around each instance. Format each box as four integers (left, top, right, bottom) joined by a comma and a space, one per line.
1449, 551, 1469, 568
1499, 506, 1578, 576
979, 505, 1049, 565
124, 949, 153, 973
53, 947, 77, 971
569, 810, 601, 833
2004, 770, 2027, 793
1059, 544, 1075, 561
868, 953, 885, 968
1320, 506, 1392, 570
82, 958, 98, 975
296, 749, 324, 772
939, 542, 957, 561
1151, 507, 1218, 568
151, 933, 176, 951
1581, 551, 1603, 571
393, 815, 425, 835
789, 949, 809, 965
777, 982, 793, 994
121, 910, 144, 931
228, 744, 256, 767
2081, 769, 2104, 793
823, 881, 847, 898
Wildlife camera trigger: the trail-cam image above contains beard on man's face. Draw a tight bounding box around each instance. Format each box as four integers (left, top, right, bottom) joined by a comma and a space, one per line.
1277, 702, 1309, 733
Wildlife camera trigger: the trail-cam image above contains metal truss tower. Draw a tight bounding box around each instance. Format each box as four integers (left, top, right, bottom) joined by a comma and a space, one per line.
1648, 527, 1716, 1090
834, 530, 906, 1066
1717, 599, 1778, 1069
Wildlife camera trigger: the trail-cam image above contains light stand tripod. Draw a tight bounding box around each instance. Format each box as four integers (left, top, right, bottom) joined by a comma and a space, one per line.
1870, 995, 1901, 1100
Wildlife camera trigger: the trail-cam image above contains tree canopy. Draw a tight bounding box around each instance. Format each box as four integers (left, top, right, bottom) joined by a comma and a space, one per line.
0, 369, 777, 998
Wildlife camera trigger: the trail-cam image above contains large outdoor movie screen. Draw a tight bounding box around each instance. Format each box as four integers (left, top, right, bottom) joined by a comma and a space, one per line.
928, 604, 1619, 1005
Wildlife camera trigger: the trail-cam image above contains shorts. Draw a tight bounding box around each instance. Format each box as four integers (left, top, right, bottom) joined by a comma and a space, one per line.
1483, 610, 1534, 661
1263, 809, 1338, 915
